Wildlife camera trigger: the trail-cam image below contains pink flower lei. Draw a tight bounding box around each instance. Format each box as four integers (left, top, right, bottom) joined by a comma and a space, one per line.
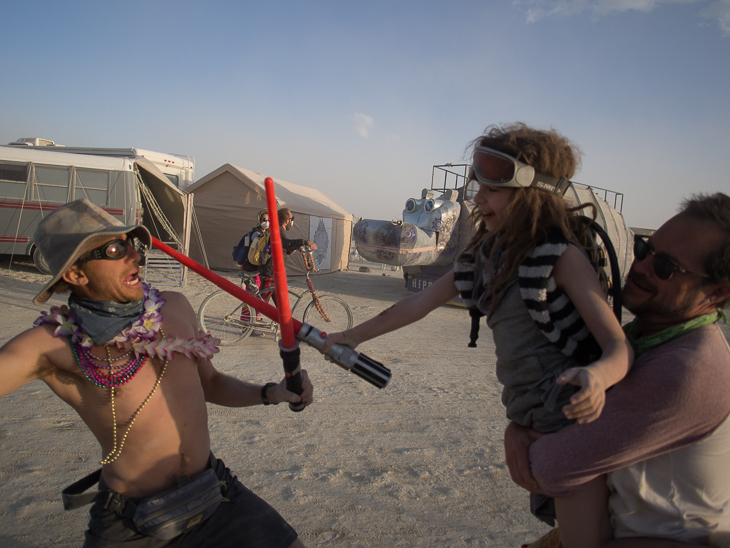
33, 283, 219, 360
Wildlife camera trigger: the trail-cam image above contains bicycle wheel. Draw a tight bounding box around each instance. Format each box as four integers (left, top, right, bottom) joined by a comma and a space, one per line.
198, 290, 254, 345
259, 287, 305, 320
302, 294, 353, 335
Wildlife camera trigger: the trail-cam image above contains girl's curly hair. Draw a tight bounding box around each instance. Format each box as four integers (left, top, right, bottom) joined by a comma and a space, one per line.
462, 123, 596, 303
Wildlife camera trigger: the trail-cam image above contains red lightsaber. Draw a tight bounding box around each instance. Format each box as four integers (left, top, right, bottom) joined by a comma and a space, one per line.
151, 237, 290, 328
264, 177, 304, 411
264, 177, 295, 348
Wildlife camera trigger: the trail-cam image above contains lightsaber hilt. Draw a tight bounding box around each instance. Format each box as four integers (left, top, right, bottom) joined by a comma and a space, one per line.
279, 342, 305, 412
297, 323, 391, 389
264, 177, 302, 413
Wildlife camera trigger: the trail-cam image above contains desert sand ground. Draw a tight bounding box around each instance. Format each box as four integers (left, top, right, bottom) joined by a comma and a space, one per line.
2, 254, 728, 548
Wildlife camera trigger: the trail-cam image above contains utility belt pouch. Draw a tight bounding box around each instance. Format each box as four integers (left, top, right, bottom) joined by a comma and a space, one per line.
133, 468, 224, 540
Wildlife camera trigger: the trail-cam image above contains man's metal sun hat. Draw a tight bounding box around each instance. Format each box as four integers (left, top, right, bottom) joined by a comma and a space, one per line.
32, 199, 151, 306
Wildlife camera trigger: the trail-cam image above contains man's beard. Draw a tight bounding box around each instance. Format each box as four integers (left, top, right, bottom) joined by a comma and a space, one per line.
624, 269, 703, 319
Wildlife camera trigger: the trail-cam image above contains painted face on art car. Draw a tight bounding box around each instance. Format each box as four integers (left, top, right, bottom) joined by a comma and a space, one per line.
403, 193, 460, 252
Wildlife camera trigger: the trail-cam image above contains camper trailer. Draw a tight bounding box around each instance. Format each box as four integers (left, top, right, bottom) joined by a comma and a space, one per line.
8, 138, 195, 189
0, 145, 193, 284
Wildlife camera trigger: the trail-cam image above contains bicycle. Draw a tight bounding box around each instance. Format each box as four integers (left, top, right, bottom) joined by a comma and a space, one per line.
198, 247, 353, 345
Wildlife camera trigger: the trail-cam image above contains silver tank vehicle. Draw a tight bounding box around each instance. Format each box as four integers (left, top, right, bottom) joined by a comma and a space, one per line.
354, 188, 463, 267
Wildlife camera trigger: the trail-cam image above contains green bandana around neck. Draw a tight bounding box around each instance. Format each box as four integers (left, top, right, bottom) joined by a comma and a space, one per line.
68, 293, 145, 345
623, 310, 724, 359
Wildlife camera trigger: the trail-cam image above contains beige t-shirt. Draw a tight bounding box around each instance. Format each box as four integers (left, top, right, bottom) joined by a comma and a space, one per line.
608, 411, 730, 546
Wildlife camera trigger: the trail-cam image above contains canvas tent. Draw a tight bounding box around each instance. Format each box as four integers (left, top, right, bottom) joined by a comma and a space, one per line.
187, 164, 352, 275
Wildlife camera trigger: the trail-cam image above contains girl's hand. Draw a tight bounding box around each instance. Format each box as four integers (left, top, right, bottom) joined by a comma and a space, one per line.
321, 331, 359, 359
557, 366, 607, 424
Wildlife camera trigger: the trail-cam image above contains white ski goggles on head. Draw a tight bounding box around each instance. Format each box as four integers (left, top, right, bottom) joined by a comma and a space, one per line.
464, 146, 570, 200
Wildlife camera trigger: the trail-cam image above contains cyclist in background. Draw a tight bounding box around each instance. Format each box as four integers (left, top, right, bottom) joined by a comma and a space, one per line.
241, 210, 270, 325
251, 208, 317, 306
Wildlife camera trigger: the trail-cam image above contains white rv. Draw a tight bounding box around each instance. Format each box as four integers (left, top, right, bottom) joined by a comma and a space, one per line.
0, 144, 193, 284
8, 138, 195, 189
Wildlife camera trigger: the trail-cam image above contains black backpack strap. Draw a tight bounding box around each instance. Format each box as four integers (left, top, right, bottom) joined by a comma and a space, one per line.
577, 216, 623, 322
468, 308, 483, 348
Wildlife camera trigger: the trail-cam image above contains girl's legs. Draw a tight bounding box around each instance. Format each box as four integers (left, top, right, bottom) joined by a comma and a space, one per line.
555, 475, 613, 548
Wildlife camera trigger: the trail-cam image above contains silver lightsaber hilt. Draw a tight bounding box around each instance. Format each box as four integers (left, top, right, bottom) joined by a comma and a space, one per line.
296, 323, 391, 389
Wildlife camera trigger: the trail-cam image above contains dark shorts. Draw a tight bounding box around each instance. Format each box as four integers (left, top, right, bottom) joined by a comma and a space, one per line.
83, 454, 298, 548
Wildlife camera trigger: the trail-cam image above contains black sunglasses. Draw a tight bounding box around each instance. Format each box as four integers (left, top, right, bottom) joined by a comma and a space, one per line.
82, 237, 136, 262
633, 235, 709, 281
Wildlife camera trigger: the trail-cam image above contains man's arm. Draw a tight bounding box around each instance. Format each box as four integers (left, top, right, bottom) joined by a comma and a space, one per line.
0, 326, 58, 398
281, 236, 316, 254
523, 326, 730, 497
165, 291, 314, 408
198, 358, 313, 407
603, 539, 705, 547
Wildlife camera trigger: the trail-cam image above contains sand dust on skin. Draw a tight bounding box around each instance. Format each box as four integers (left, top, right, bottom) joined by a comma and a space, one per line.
0, 254, 584, 547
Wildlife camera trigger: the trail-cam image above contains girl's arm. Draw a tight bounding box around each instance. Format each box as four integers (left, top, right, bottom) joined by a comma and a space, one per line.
553, 245, 634, 423
322, 268, 460, 352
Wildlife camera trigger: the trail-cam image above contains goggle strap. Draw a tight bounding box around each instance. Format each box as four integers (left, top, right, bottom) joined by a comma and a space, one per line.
530, 173, 570, 196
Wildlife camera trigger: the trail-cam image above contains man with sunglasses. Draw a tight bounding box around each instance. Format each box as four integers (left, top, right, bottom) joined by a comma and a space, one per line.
277, 207, 317, 254
507, 193, 730, 546
0, 199, 313, 547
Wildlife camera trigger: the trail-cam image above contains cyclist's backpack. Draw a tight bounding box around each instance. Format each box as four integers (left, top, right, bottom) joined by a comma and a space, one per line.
248, 233, 272, 266
232, 230, 257, 271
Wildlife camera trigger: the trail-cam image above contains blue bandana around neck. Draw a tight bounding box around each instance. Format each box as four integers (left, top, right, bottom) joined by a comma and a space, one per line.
68, 294, 145, 345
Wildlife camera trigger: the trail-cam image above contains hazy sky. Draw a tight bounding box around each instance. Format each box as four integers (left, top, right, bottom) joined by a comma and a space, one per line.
2, 0, 728, 229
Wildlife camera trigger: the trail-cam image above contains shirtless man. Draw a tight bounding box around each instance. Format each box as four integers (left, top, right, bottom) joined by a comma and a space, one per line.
0, 199, 313, 547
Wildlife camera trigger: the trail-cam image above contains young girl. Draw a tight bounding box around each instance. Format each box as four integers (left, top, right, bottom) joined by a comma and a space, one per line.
323, 123, 634, 546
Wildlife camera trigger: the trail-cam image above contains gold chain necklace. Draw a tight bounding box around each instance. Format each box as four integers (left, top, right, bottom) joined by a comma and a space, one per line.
100, 328, 169, 465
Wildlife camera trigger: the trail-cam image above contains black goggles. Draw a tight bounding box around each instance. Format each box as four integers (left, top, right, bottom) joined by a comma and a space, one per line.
465, 146, 570, 199
633, 234, 710, 281
82, 237, 136, 262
